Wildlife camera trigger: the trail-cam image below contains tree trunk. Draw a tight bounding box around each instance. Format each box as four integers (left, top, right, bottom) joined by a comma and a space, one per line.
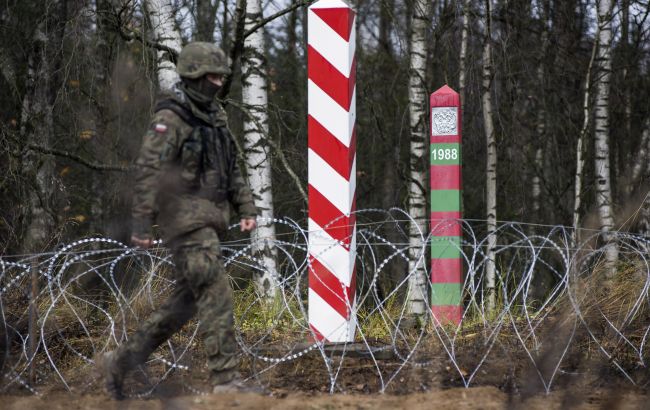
145, 0, 182, 90
620, 0, 631, 198
195, 0, 219, 42
458, 0, 470, 103
629, 118, 650, 195
20, 1, 67, 253
377, 0, 404, 293
19, 5, 64, 253
594, 0, 618, 275
621, 0, 646, 198
241, 0, 278, 301
217, 0, 245, 99
379, 0, 394, 55
406, 0, 431, 317
572, 32, 599, 247
531, 1, 550, 224
221, 0, 230, 52
637, 192, 650, 241
89, 0, 119, 237
482, 0, 497, 311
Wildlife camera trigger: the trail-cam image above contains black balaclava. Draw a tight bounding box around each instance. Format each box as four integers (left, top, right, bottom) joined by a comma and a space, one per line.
180, 76, 220, 112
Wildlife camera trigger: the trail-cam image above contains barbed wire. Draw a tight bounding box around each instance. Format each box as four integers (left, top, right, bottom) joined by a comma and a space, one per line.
2, 212, 646, 259
1, 209, 649, 397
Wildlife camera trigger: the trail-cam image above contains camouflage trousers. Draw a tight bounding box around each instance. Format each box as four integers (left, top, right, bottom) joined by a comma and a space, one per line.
114, 227, 238, 385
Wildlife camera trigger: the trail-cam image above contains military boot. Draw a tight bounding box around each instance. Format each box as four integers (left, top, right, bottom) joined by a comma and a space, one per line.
95, 350, 125, 400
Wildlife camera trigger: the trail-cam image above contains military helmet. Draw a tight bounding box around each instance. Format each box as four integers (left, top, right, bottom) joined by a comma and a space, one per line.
177, 42, 231, 78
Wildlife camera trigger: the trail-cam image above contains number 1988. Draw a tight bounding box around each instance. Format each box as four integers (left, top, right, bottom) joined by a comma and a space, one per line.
432, 148, 458, 161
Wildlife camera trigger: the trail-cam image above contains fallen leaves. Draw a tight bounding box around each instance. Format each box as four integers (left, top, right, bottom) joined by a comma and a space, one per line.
79, 130, 95, 140
70, 215, 86, 223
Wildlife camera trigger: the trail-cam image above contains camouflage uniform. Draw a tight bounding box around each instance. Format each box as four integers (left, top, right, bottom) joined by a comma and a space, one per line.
111, 43, 256, 388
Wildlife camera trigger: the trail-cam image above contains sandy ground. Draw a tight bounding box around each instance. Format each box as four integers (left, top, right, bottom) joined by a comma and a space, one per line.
4, 386, 648, 410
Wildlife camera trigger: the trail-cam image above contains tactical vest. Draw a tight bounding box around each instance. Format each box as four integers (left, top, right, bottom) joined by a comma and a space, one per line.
155, 98, 236, 204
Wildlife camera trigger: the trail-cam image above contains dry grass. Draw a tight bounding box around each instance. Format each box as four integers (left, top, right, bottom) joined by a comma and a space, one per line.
2, 255, 649, 393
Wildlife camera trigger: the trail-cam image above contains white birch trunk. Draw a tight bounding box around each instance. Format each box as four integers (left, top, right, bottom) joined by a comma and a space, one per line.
629, 119, 650, 194
572, 130, 586, 246
482, 0, 497, 311
594, 0, 618, 275
458, 0, 470, 104
406, 0, 431, 317
241, 0, 278, 301
146, 0, 182, 90
572, 27, 599, 247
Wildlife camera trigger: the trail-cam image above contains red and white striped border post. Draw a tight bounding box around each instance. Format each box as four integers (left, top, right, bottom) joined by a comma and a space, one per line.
307, 0, 357, 343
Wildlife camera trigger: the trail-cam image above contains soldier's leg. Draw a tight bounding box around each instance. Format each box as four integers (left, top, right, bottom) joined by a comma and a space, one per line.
180, 230, 239, 385
113, 280, 197, 374
113, 243, 203, 375
201, 255, 238, 385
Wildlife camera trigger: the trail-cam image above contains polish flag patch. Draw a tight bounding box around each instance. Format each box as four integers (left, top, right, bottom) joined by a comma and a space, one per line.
154, 123, 168, 133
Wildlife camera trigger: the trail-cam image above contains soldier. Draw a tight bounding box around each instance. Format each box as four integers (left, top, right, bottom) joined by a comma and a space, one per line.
97, 42, 259, 399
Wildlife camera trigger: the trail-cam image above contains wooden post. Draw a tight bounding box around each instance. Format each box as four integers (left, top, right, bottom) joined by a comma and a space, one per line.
430, 85, 463, 325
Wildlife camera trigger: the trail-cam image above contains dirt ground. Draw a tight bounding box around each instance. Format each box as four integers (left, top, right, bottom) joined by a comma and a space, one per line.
3, 314, 649, 409
3, 343, 649, 409
3, 386, 649, 410
3, 351, 648, 409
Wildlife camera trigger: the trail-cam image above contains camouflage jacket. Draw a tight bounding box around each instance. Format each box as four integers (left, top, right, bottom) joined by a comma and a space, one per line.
131, 85, 257, 241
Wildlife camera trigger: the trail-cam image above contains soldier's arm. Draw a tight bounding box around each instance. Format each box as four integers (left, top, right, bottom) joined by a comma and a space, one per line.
131, 111, 179, 239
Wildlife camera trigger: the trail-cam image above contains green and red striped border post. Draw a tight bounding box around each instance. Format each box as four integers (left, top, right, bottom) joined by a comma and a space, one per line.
430, 85, 463, 325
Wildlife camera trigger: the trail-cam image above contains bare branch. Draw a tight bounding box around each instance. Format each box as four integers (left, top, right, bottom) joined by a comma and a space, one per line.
224, 98, 307, 203
117, 26, 180, 64
102, 1, 180, 63
243, 0, 316, 39
24, 144, 132, 172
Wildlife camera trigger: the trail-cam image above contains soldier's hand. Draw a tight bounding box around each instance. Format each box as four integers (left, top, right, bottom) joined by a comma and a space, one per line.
131, 234, 154, 249
240, 218, 257, 232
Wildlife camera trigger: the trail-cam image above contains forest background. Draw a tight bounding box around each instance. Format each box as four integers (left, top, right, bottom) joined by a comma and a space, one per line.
1, 0, 649, 300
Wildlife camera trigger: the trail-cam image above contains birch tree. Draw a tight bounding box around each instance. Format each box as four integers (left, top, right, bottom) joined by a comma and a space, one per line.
458, 0, 470, 104
406, 0, 431, 317
629, 119, 650, 195
482, 0, 497, 310
572, 32, 599, 247
531, 1, 550, 223
146, 0, 182, 90
594, 0, 618, 274
241, 0, 278, 300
